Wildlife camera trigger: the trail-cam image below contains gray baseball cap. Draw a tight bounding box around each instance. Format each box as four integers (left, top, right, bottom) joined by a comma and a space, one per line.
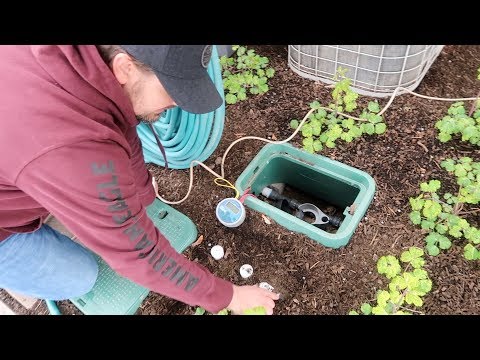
120, 45, 223, 114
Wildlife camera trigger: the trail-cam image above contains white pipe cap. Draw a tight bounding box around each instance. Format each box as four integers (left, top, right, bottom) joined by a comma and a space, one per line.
210, 245, 224, 260
240, 264, 253, 279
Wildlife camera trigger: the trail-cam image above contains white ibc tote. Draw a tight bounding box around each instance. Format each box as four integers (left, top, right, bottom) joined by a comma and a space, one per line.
288, 45, 444, 97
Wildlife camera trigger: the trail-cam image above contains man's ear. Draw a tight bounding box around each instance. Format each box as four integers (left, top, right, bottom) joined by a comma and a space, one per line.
111, 53, 135, 85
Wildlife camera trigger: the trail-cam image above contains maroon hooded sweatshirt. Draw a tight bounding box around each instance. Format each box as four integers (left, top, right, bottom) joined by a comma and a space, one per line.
0, 45, 232, 312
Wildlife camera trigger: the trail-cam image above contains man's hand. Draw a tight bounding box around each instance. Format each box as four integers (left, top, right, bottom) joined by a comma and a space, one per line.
227, 284, 280, 315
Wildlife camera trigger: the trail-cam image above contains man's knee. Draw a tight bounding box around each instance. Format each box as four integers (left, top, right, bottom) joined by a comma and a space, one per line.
0, 226, 100, 300
62, 247, 99, 299
78, 252, 99, 295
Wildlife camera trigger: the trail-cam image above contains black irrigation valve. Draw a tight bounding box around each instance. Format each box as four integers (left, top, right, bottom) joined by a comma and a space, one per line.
294, 203, 343, 229
261, 186, 343, 229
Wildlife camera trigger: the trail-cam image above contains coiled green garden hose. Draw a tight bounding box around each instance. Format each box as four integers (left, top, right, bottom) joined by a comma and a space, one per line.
136, 45, 225, 169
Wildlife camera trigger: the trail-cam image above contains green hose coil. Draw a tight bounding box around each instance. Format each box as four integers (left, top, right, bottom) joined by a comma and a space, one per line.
136, 45, 225, 169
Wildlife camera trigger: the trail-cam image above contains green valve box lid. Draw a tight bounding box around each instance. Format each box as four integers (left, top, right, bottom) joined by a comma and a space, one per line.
69, 199, 197, 315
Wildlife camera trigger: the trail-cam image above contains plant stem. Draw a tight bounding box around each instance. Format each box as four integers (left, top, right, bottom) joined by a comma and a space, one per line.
391, 263, 411, 314
468, 90, 480, 117
321, 106, 369, 122
399, 306, 425, 315
393, 289, 408, 314
433, 215, 449, 227
423, 194, 451, 207
454, 203, 464, 216
453, 186, 463, 215
458, 208, 480, 215
334, 96, 339, 118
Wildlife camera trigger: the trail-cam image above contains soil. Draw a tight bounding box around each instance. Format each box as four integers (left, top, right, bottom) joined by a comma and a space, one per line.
2, 45, 479, 315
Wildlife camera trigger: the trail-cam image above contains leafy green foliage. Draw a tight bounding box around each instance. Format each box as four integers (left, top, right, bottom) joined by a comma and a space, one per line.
400, 247, 425, 268
290, 67, 387, 153
408, 158, 480, 260
220, 45, 275, 105
435, 102, 480, 146
360, 303, 372, 315
349, 247, 432, 315
243, 306, 267, 315
441, 158, 480, 204
195, 307, 206, 315
377, 255, 401, 279
193, 306, 224, 315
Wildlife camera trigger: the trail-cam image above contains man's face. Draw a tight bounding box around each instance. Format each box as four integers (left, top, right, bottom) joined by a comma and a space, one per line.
127, 70, 177, 123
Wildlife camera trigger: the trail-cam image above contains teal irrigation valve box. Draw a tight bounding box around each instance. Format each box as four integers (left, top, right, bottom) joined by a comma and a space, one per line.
235, 143, 375, 248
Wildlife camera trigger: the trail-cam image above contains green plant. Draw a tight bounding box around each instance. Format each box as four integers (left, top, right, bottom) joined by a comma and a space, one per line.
193, 306, 266, 315
194, 307, 206, 315
408, 158, 480, 260
289, 67, 386, 153
435, 102, 480, 146
349, 247, 432, 315
220, 45, 275, 105
243, 306, 267, 315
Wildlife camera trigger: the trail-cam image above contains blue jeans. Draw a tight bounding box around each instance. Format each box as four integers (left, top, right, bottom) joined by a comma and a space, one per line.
0, 224, 98, 300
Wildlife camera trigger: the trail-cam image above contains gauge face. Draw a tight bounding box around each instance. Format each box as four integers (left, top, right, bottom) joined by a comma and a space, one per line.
226, 201, 240, 214
217, 198, 244, 224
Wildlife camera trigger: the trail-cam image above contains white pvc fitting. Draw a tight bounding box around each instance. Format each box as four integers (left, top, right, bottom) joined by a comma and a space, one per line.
259, 282, 275, 292
240, 264, 253, 279
261, 187, 273, 198
210, 245, 224, 260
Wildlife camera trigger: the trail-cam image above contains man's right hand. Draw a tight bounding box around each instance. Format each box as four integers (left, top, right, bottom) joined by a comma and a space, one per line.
227, 284, 280, 315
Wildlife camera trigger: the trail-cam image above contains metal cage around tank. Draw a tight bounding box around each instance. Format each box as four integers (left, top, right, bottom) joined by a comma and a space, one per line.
288, 45, 444, 97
